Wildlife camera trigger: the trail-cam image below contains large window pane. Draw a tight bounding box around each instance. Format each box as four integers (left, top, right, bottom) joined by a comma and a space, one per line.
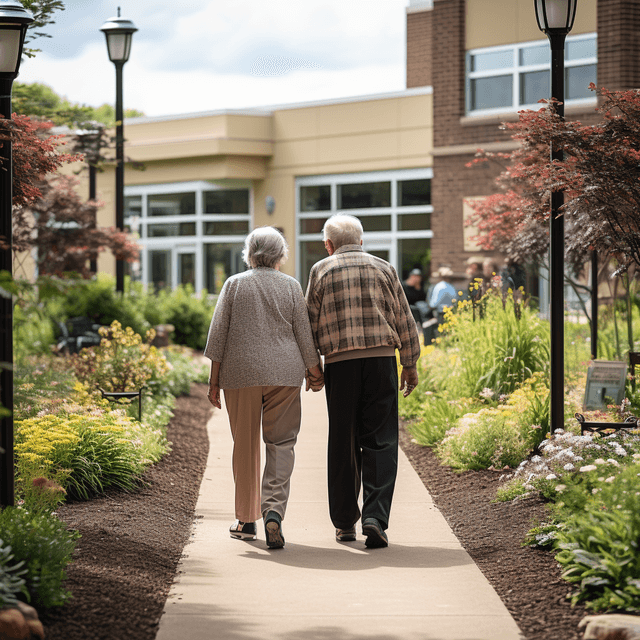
300, 217, 328, 234
520, 44, 549, 67
470, 49, 512, 72
338, 182, 391, 209
299, 241, 327, 291
520, 70, 550, 104
124, 195, 142, 234
470, 75, 513, 110
566, 37, 596, 61
204, 221, 249, 236
150, 250, 171, 291
204, 243, 245, 294
398, 179, 431, 206
148, 192, 195, 217
204, 189, 249, 214
147, 222, 196, 237
398, 238, 431, 281
566, 64, 596, 100
300, 185, 331, 212
398, 213, 431, 231
360, 215, 391, 232
179, 253, 196, 288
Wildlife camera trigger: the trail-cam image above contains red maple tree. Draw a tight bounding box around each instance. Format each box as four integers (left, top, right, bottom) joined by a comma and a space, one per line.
467, 85, 640, 275
1, 114, 139, 277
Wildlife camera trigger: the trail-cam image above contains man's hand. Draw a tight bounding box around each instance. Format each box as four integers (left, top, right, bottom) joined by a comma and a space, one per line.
208, 383, 221, 409
305, 364, 324, 392
400, 365, 419, 397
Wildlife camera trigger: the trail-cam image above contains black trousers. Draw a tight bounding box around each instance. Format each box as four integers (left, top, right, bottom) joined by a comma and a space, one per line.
324, 356, 398, 531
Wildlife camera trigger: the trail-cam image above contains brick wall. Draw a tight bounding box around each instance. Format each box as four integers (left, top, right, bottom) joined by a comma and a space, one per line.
598, 0, 640, 91
406, 9, 433, 88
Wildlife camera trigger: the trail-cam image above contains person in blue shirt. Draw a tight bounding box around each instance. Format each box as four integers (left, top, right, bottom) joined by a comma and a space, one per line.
428, 266, 458, 326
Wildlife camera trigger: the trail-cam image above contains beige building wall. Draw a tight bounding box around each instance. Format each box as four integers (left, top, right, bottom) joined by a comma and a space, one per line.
93, 89, 433, 280
466, 0, 597, 50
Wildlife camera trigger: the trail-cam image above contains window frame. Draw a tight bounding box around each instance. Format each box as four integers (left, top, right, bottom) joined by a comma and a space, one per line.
465, 33, 597, 117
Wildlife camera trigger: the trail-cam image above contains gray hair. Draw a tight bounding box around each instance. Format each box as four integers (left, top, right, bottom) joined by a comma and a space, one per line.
242, 226, 289, 269
322, 214, 363, 249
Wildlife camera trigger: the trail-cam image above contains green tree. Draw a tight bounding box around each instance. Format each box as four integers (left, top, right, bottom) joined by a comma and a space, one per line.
19, 0, 65, 57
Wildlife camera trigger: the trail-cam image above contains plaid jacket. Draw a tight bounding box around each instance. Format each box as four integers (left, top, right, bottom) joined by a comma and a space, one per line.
305, 244, 421, 367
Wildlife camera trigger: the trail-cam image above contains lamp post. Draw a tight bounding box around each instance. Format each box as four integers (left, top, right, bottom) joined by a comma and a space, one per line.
0, 0, 33, 508
100, 8, 137, 293
535, 0, 577, 435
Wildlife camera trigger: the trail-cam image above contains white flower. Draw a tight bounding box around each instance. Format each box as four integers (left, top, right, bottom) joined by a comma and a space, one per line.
580, 465, 597, 472
575, 456, 584, 462
546, 474, 557, 480
607, 458, 621, 467
594, 458, 606, 465
531, 455, 542, 463
592, 488, 600, 494
614, 447, 627, 457
632, 453, 640, 460
605, 476, 616, 483
563, 463, 575, 471
480, 387, 494, 399
555, 484, 567, 493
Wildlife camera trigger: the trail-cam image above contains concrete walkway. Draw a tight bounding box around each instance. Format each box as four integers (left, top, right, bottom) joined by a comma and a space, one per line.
157, 388, 524, 640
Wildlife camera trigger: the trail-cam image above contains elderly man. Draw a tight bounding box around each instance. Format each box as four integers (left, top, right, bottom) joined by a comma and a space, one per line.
305, 214, 420, 548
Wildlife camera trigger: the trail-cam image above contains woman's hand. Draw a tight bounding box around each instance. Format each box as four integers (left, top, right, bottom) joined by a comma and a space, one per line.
208, 361, 222, 408
305, 364, 324, 392
208, 383, 221, 408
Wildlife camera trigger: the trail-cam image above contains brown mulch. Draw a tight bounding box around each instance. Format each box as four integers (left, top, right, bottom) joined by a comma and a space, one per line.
40, 383, 211, 640
37, 384, 590, 640
399, 424, 590, 640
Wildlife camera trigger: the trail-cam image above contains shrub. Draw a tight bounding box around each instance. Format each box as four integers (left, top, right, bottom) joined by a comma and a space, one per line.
0, 544, 28, 608
554, 464, 640, 612
438, 289, 549, 398
15, 411, 167, 501
72, 320, 169, 393
159, 285, 216, 350
0, 508, 79, 609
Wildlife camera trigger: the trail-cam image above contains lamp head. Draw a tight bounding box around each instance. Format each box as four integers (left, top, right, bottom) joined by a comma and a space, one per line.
535, 0, 577, 36
100, 8, 138, 64
0, 0, 34, 78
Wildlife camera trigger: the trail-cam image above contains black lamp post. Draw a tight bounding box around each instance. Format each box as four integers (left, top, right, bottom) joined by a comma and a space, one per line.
100, 8, 137, 293
535, 0, 577, 435
0, 0, 33, 508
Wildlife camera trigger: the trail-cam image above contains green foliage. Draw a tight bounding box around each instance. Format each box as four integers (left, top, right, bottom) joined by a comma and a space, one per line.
554, 464, 640, 612
157, 286, 217, 350
0, 508, 79, 610
495, 478, 529, 503
13, 81, 145, 126
438, 289, 549, 398
0, 544, 28, 608
58, 275, 150, 336
72, 320, 169, 393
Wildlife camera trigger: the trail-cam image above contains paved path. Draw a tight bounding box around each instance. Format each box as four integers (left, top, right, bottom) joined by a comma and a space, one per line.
157, 388, 524, 640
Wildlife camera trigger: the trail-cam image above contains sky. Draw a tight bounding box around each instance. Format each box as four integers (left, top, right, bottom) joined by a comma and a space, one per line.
17, 0, 410, 118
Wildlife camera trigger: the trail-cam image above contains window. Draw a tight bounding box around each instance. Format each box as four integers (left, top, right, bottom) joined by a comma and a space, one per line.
296, 169, 433, 289
466, 34, 597, 116
125, 181, 251, 293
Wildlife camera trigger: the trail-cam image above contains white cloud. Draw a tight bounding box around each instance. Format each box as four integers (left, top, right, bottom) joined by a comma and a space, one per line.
17, 0, 408, 117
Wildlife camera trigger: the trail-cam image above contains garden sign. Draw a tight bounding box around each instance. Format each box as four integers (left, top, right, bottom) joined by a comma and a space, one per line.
583, 360, 627, 410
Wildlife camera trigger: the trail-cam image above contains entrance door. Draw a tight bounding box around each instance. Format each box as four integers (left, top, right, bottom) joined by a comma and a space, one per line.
177, 250, 196, 288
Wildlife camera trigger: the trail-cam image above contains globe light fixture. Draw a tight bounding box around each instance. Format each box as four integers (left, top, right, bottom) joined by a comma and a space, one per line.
101, 8, 138, 293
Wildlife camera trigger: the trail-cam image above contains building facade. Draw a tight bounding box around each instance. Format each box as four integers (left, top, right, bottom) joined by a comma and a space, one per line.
89, 0, 638, 295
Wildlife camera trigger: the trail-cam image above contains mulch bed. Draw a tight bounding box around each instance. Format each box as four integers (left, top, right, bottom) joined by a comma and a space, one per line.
399, 424, 590, 640
38, 384, 590, 640
40, 383, 211, 640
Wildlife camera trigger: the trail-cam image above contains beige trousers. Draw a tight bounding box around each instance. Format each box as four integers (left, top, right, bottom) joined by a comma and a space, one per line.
223, 386, 301, 523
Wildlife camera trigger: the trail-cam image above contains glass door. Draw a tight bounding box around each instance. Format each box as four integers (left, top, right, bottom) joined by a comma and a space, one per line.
177, 250, 196, 289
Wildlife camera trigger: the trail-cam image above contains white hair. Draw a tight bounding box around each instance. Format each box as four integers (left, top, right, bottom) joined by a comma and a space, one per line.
242, 227, 289, 269
322, 214, 363, 249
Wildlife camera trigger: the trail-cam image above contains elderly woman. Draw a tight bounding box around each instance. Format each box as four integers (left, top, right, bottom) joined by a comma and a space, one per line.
205, 226, 323, 549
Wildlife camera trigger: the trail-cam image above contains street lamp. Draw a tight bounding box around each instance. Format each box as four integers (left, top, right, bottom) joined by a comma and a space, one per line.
0, 0, 33, 507
100, 8, 137, 293
535, 0, 577, 435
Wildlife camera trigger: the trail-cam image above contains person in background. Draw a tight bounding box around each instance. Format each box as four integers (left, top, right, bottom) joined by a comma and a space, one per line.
403, 268, 433, 343
465, 257, 483, 301
205, 226, 324, 550
428, 266, 458, 326
306, 214, 420, 549
402, 268, 427, 306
